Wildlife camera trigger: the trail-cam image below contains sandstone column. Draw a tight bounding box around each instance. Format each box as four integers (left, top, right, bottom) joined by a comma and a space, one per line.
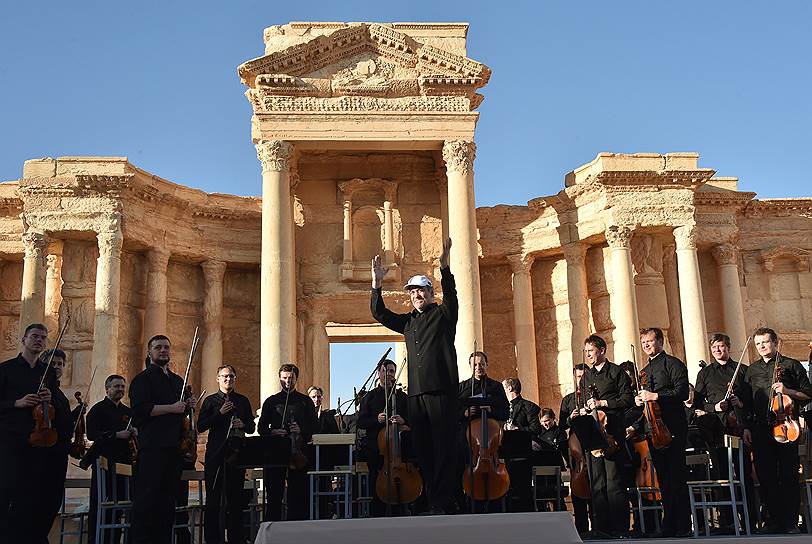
44, 239, 64, 335
662, 243, 686, 361
383, 200, 395, 265
143, 248, 170, 343
342, 199, 353, 265
712, 242, 748, 354
442, 140, 483, 379
508, 254, 540, 403
674, 225, 709, 381
201, 259, 226, 390
436, 177, 449, 241
91, 229, 123, 402
19, 231, 48, 331
606, 225, 640, 363
256, 140, 296, 402
394, 341, 408, 392
564, 243, 591, 364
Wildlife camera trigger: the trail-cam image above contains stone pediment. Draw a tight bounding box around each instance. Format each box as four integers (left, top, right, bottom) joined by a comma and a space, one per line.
238, 23, 491, 112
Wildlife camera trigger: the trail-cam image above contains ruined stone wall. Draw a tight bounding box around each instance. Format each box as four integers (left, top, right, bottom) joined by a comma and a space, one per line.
479, 262, 516, 381
222, 267, 261, 403
0, 260, 23, 360
532, 257, 571, 412
60, 239, 97, 390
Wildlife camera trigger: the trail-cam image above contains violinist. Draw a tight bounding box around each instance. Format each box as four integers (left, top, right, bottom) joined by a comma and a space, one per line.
0, 323, 72, 543
86, 374, 135, 544
582, 334, 633, 538
742, 327, 811, 534
371, 238, 459, 516
198, 364, 255, 544
308, 386, 340, 434
456, 351, 510, 511
129, 334, 194, 544
501, 377, 541, 512
258, 363, 317, 521
357, 359, 410, 516
558, 363, 590, 533
635, 327, 691, 538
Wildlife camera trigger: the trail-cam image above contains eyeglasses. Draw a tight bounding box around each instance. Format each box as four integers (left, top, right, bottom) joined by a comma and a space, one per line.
218, 374, 236, 379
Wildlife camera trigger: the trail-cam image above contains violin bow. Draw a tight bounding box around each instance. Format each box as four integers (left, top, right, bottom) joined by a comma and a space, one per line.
37, 313, 72, 392
724, 336, 751, 401
72, 365, 97, 434
179, 327, 201, 401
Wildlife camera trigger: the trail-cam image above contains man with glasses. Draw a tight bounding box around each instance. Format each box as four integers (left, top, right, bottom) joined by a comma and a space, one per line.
198, 364, 255, 544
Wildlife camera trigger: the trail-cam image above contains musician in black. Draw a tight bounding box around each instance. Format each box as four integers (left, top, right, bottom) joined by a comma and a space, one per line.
129, 334, 195, 544
456, 351, 510, 511
559, 363, 590, 532
258, 363, 317, 521
635, 327, 691, 538
85, 374, 134, 544
742, 327, 811, 534
198, 364, 255, 544
371, 238, 459, 515
308, 386, 340, 434
357, 359, 410, 516
0, 324, 72, 544
501, 377, 540, 512
583, 334, 633, 537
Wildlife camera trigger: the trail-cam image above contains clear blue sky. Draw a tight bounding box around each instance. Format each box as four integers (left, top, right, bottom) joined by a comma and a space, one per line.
2, 2, 810, 401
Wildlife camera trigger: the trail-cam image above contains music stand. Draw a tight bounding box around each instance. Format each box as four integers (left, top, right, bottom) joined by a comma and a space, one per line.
228, 436, 291, 469
500, 430, 532, 460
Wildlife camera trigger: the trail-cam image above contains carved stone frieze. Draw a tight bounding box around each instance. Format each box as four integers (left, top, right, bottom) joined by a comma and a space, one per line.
759, 246, 810, 272
442, 140, 476, 176
673, 225, 697, 250
712, 243, 739, 266
605, 225, 633, 249
258, 95, 470, 113
255, 140, 294, 172
631, 234, 664, 277
338, 178, 397, 203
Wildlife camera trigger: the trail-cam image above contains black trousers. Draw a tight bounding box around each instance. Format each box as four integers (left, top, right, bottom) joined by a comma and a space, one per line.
572, 494, 590, 532
587, 449, 629, 533
752, 425, 800, 530
131, 446, 183, 544
408, 392, 458, 511
264, 467, 308, 521
0, 437, 67, 544
649, 432, 691, 534
88, 463, 128, 544
204, 458, 247, 544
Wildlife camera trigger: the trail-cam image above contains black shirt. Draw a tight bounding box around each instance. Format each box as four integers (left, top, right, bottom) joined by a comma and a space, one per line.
258, 389, 318, 443
559, 391, 578, 432
198, 390, 255, 464
371, 267, 459, 396
0, 354, 70, 443
583, 361, 634, 414
315, 409, 340, 434
357, 386, 409, 456
86, 397, 132, 463
536, 423, 568, 467
695, 360, 746, 411
457, 376, 510, 423
743, 354, 812, 427
129, 363, 184, 449
508, 396, 542, 437
638, 351, 689, 436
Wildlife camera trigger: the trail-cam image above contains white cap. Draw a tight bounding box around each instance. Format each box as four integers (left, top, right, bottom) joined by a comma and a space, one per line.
403, 275, 433, 290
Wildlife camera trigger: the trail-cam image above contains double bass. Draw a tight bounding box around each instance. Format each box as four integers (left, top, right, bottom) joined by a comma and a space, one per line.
769, 352, 800, 444
375, 361, 422, 507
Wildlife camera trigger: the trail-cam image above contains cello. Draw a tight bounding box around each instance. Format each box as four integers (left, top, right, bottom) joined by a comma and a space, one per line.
568, 368, 590, 500
69, 366, 96, 460
769, 352, 800, 444
375, 360, 422, 508
462, 362, 510, 504
29, 316, 71, 448
632, 347, 672, 450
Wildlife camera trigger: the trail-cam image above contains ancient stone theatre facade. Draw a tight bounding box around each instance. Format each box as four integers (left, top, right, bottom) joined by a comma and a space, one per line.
1, 22, 810, 413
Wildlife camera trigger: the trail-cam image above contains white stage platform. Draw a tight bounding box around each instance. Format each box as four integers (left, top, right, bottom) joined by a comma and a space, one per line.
255, 511, 582, 543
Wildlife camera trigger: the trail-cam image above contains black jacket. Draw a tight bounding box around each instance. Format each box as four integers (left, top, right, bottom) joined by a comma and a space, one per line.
357, 386, 409, 457
371, 267, 459, 396
129, 363, 185, 449
316, 409, 340, 434
637, 351, 689, 438
508, 396, 542, 437
743, 354, 812, 428
258, 389, 318, 443
198, 390, 255, 464
458, 376, 510, 423
86, 397, 132, 464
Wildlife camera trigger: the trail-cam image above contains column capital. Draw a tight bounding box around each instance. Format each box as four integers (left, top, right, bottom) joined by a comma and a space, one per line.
673, 225, 697, 250
147, 248, 171, 272
22, 231, 48, 259
442, 140, 476, 176
562, 242, 588, 262
255, 140, 294, 172
605, 225, 633, 249
202, 259, 227, 283
507, 254, 534, 275
97, 230, 123, 256
712, 243, 739, 266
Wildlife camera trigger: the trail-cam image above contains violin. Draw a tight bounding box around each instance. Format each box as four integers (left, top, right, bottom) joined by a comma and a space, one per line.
178, 328, 201, 464
463, 379, 510, 502
286, 415, 308, 471
588, 384, 620, 458
568, 379, 590, 500
29, 317, 71, 448
69, 391, 88, 459
770, 355, 800, 443
638, 370, 672, 450
375, 381, 422, 506
126, 418, 138, 466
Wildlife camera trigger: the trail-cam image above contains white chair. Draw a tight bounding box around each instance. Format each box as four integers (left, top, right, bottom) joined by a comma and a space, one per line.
308, 434, 356, 520
59, 477, 91, 544
95, 458, 133, 544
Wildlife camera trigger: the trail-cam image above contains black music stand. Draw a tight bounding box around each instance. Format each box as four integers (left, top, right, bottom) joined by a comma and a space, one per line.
228, 436, 291, 469
500, 429, 532, 460
569, 415, 608, 452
